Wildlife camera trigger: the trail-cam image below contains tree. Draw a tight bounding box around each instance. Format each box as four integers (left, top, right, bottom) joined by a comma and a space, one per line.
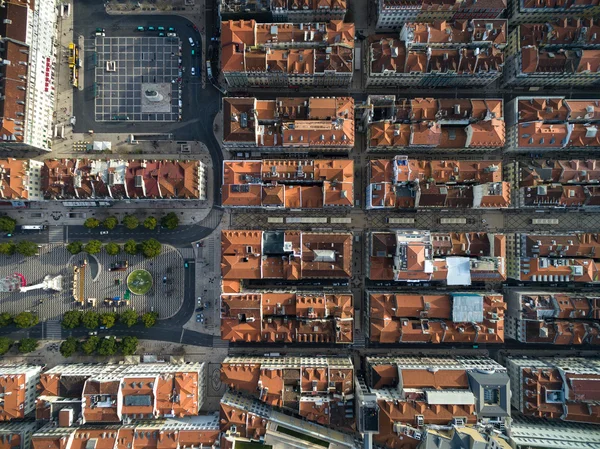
143, 216, 157, 230
81, 311, 99, 329
66, 241, 83, 255
119, 309, 138, 327
141, 312, 158, 328
0, 242, 15, 256
100, 313, 117, 329
141, 238, 162, 258
161, 212, 179, 230
105, 243, 121, 256
84, 240, 102, 255
98, 336, 118, 356
16, 241, 38, 257
84, 218, 100, 229
60, 337, 79, 358
13, 312, 38, 328
120, 336, 138, 355
18, 338, 38, 353
0, 216, 16, 233
62, 310, 82, 329
0, 337, 12, 355
122, 215, 139, 230
80, 336, 100, 355
103, 216, 118, 230
0, 313, 11, 327
124, 239, 139, 256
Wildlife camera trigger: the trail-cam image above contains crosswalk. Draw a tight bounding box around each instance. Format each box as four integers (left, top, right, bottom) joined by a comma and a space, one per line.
199, 209, 223, 230
212, 335, 229, 350
45, 319, 63, 340
353, 330, 366, 348
48, 226, 64, 243
179, 248, 195, 259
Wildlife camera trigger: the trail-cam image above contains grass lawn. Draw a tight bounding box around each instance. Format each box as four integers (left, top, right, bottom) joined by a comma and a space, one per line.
276, 426, 329, 447
127, 269, 153, 295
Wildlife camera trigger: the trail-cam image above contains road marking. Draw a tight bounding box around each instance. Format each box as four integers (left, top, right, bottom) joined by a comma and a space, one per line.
179, 328, 185, 343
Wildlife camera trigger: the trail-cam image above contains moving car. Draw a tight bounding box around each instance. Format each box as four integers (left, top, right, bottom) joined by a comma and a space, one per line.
191, 49, 196, 56
191, 67, 196, 76
188, 37, 195, 46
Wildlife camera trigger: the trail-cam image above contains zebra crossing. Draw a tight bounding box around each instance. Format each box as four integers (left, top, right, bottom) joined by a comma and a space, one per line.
44, 319, 63, 340
178, 248, 195, 259
353, 330, 366, 349
48, 226, 64, 243
212, 335, 229, 349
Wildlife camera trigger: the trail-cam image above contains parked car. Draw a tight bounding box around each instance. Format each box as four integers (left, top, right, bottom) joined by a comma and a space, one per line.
168, 27, 176, 32
158, 32, 165, 37
158, 26, 165, 31
148, 26, 156, 31
136, 26, 145, 31
167, 32, 176, 37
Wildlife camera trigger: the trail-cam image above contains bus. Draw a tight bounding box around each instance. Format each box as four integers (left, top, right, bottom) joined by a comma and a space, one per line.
20, 225, 45, 231
531, 218, 559, 225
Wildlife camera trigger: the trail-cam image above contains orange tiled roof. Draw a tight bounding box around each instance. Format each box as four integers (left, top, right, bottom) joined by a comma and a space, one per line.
0, 374, 25, 420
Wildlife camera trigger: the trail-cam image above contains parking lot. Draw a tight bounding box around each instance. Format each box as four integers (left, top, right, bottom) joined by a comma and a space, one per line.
94, 36, 181, 122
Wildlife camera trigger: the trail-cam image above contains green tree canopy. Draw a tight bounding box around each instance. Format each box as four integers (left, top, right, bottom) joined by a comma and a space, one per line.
0, 312, 12, 327
84, 240, 102, 255
0, 216, 16, 233
105, 242, 121, 256
80, 336, 100, 355
120, 336, 138, 355
84, 218, 100, 229
143, 216, 158, 230
124, 239, 139, 255
141, 238, 162, 258
100, 313, 117, 329
18, 338, 38, 353
81, 311, 100, 329
16, 241, 38, 257
119, 309, 138, 327
122, 215, 139, 230
98, 336, 118, 356
62, 310, 82, 329
13, 312, 38, 328
103, 216, 118, 230
66, 241, 83, 255
161, 212, 179, 230
0, 242, 16, 256
60, 337, 79, 358
0, 337, 12, 355
141, 312, 158, 328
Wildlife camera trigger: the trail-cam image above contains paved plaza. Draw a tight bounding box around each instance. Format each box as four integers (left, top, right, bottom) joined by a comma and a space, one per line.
0, 244, 184, 320
94, 36, 180, 122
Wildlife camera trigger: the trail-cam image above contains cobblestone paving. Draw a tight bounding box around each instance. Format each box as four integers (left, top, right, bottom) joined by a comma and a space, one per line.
0, 244, 184, 320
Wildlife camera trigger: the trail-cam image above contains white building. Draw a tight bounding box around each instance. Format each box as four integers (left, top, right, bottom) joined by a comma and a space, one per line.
0, 364, 43, 421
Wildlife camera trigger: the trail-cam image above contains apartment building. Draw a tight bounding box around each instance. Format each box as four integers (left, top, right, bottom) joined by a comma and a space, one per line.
40, 159, 206, 201
220, 291, 354, 343
367, 19, 506, 87
367, 230, 506, 285
221, 230, 353, 281
505, 97, 600, 153
504, 20, 600, 88
505, 159, 600, 208
506, 232, 600, 283
0, 421, 39, 449
0, 365, 42, 421
376, 0, 506, 30
505, 289, 600, 345
221, 356, 354, 427
0, 0, 58, 152
223, 97, 354, 152
0, 159, 44, 204
31, 415, 220, 449
220, 0, 347, 22
508, 416, 600, 449
222, 159, 353, 208
221, 20, 354, 88
36, 363, 206, 423
220, 390, 356, 448
506, 356, 600, 424
509, 0, 600, 25
368, 156, 510, 209
367, 291, 506, 344
363, 96, 505, 152
364, 356, 510, 447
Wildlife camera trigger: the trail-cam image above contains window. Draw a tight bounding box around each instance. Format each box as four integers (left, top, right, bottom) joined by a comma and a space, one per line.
483, 387, 500, 405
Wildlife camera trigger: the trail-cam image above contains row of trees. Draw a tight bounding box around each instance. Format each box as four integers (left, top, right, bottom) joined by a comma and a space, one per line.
0, 241, 39, 257
0, 311, 39, 328
0, 216, 16, 233
66, 238, 162, 258
84, 213, 179, 231
62, 310, 158, 329
0, 337, 39, 355
60, 335, 138, 357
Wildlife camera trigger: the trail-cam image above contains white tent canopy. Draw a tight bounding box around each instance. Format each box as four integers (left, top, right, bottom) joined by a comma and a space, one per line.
92, 141, 112, 151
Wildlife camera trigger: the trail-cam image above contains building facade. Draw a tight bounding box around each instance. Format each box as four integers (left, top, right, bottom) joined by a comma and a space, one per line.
0, 421, 39, 449
0, 365, 42, 421
509, 0, 600, 25
219, 0, 347, 22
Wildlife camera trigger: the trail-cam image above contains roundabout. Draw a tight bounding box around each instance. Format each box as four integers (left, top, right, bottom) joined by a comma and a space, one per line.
127, 269, 153, 295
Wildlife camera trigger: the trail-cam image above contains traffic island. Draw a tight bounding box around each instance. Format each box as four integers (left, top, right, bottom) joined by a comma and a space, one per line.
127, 269, 153, 295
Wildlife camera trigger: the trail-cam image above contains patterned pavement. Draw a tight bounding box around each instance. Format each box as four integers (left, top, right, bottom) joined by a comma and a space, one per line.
0, 244, 184, 321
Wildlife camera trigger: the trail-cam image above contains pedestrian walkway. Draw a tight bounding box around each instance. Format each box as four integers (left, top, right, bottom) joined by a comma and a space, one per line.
48, 226, 65, 244
44, 320, 63, 340
212, 335, 229, 349
353, 330, 365, 349
179, 248, 195, 259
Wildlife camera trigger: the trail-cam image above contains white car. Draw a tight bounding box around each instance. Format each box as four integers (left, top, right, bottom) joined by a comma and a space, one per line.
188, 37, 195, 47
100, 231, 108, 235
167, 32, 177, 37
191, 67, 196, 76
